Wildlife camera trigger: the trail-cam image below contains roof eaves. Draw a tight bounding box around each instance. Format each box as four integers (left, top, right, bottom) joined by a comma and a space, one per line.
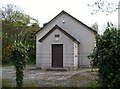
36, 10, 97, 35
63, 11, 97, 34
36, 10, 66, 35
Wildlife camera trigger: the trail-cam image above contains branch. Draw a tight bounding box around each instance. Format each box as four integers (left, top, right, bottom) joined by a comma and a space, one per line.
88, 0, 119, 15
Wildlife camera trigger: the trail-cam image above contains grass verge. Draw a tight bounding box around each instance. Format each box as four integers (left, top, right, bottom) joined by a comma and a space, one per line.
2, 78, 39, 87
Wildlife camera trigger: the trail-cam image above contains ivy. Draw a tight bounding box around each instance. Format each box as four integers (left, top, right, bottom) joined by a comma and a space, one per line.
89, 23, 120, 88
11, 42, 29, 88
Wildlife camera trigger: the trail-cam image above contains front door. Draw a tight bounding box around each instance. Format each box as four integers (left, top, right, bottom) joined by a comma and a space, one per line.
52, 44, 63, 68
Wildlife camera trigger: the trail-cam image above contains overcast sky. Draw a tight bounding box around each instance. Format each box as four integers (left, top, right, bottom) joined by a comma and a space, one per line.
0, 0, 118, 34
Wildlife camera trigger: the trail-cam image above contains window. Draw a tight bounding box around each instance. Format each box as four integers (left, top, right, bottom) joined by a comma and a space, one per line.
55, 34, 60, 37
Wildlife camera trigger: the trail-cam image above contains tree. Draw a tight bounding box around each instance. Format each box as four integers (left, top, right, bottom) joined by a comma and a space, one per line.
88, 0, 119, 14
89, 23, 120, 88
0, 4, 39, 25
91, 22, 98, 32
1, 4, 40, 64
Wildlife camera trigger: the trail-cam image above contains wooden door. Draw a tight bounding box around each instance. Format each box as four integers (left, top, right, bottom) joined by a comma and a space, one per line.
52, 44, 63, 68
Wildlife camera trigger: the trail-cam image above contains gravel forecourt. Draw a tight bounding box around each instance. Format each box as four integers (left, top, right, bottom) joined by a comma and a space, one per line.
2, 65, 98, 87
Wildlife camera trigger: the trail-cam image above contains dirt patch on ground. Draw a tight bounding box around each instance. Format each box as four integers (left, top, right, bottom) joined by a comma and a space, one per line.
68, 74, 91, 80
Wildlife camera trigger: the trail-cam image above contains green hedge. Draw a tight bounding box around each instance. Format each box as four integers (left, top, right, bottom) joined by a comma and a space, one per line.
90, 23, 120, 88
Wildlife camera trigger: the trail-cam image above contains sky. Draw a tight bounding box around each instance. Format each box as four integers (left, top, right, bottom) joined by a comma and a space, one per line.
0, 0, 118, 34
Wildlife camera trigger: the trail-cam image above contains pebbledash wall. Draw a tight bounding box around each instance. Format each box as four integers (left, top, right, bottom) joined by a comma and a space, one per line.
36, 11, 97, 69
36, 28, 79, 69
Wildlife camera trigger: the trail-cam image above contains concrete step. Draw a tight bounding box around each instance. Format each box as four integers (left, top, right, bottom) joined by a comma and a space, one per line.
46, 68, 68, 71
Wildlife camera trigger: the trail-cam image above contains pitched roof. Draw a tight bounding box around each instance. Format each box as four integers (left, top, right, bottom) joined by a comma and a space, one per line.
39, 25, 80, 44
36, 10, 97, 35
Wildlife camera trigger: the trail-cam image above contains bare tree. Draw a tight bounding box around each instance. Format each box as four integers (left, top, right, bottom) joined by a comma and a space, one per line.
0, 4, 39, 25
88, 0, 120, 15
91, 22, 99, 32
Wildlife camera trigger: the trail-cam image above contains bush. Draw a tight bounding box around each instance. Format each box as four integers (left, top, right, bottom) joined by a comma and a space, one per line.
90, 23, 120, 88
11, 42, 29, 87
27, 45, 36, 64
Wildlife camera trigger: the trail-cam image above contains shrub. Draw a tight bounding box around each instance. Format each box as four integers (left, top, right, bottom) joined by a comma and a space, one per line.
11, 42, 29, 87
89, 23, 120, 88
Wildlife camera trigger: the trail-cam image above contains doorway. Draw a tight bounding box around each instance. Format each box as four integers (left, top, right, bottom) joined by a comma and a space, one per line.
52, 44, 63, 68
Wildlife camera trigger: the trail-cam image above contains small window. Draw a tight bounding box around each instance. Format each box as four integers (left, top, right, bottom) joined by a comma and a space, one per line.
55, 34, 60, 37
